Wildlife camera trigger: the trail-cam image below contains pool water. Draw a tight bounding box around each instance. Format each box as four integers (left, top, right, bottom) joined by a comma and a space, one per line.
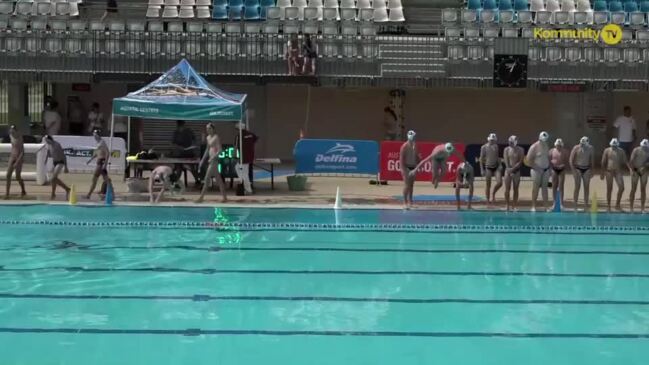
0, 205, 648, 364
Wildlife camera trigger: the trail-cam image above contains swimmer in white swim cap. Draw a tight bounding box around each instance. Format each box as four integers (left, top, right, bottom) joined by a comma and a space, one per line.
526, 131, 551, 212
569, 136, 595, 211
549, 138, 569, 209
454, 161, 474, 210
628, 139, 649, 213
400, 130, 419, 209
504, 135, 524, 211
412, 142, 459, 189
480, 133, 502, 206
601, 137, 627, 212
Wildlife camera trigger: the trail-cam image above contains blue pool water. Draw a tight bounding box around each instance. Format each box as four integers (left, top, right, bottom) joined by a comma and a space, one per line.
0, 205, 648, 364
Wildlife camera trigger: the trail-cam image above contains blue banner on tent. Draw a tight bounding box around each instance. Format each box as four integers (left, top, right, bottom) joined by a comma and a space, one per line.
294, 139, 379, 175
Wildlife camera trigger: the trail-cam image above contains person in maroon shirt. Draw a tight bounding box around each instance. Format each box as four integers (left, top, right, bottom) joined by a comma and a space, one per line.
234, 122, 258, 190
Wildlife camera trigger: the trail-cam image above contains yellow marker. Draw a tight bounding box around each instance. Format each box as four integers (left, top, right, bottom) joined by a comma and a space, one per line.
69, 184, 77, 205
590, 191, 598, 213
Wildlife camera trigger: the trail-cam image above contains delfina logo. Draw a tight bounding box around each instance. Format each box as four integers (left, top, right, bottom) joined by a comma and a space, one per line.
316, 143, 358, 163
533, 24, 622, 45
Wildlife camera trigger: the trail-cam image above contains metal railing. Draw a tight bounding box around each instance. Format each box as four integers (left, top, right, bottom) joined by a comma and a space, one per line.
0, 30, 384, 77
0, 28, 648, 88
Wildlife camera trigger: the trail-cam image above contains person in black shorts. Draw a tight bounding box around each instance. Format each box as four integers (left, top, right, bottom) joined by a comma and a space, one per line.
43, 135, 70, 200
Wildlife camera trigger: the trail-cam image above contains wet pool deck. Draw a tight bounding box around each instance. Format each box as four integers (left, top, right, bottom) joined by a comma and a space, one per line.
1, 166, 645, 213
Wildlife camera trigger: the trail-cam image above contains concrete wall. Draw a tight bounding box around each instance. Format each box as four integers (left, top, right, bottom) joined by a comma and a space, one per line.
46, 82, 649, 161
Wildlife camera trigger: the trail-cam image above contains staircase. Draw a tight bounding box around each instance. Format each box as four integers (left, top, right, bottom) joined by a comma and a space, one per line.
378, 38, 447, 77
403, 0, 461, 34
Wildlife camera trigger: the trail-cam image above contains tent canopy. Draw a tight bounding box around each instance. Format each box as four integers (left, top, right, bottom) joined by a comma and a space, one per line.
112, 59, 247, 121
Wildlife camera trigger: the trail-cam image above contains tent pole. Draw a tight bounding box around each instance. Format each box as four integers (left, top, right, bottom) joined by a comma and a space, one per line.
108, 114, 114, 165
239, 118, 243, 166
127, 117, 131, 155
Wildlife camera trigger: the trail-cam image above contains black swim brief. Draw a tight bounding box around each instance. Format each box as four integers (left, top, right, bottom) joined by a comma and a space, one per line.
552, 167, 564, 174
53, 160, 65, 166
634, 168, 644, 177
575, 166, 590, 174
97, 158, 108, 175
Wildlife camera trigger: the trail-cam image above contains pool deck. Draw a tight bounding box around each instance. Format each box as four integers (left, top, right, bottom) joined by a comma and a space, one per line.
1, 167, 646, 212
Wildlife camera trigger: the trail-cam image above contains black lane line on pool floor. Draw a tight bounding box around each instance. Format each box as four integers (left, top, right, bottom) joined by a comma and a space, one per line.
1, 327, 649, 338
2, 266, 649, 278
3, 245, 649, 256
2, 293, 649, 305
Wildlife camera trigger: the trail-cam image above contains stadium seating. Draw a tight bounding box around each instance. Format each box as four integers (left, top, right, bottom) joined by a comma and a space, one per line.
143, 0, 404, 22
445, 0, 649, 26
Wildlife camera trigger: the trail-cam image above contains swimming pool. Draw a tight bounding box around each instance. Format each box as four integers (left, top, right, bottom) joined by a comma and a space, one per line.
0, 205, 648, 364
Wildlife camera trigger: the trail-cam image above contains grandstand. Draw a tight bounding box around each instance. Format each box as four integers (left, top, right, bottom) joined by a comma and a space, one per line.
0, 0, 644, 89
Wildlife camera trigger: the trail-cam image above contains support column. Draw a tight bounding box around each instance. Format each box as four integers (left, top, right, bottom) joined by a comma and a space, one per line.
8, 83, 27, 135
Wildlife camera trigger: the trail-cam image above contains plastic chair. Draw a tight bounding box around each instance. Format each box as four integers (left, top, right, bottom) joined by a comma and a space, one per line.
546, 0, 560, 11
625, 1, 638, 11
212, 4, 228, 18
181, 0, 196, 5
529, 0, 544, 11
245, 0, 260, 5
373, 0, 386, 8
560, 0, 576, 11
357, 0, 371, 8
467, 0, 481, 9
373, 6, 387, 20
388, 7, 404, 20
576, 0, 591, 11
324, 0, 338, 7
178, 5, 194, 17
608, 1, 623, 11
641, 0, 649, 11
513, 0, 528, 10
499, 0, 513, 10
593, 1, 608, 10
146, 3, 160, 18
228, 5, 243, 19
341, 0, 355, 7
482, 0, 497, 10
162, 5, 179, 17
196, 6, 211, 17
244, 5, 261, 18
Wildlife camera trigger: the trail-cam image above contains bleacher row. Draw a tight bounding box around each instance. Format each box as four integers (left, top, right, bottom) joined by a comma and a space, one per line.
447, 42, 649, 62
0, 18, 378, 58
146, 0, 405, 22
0, 0, 80, 17
443, 24, 649, 41
444, 0, 649, 26
0, 16, 379, 35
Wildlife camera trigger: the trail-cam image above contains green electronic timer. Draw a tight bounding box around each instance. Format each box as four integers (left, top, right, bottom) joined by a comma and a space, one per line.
217, 144, 240, 178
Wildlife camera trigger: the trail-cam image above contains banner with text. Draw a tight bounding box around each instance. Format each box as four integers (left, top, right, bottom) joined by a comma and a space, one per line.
294, 139, 379, 175
47, 135, 126, 173
379, 141, 466, 182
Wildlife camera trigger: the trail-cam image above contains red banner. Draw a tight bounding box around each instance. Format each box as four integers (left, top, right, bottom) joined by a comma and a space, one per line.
379, 141, 466, 182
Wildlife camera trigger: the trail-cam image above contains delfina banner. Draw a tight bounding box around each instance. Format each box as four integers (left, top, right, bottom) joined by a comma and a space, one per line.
294, 139, 379, 175
379, 141, 466, 182
47, 135, 126, 173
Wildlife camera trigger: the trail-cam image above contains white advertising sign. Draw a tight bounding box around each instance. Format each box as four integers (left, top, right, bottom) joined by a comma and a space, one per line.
47, 135, 126, 173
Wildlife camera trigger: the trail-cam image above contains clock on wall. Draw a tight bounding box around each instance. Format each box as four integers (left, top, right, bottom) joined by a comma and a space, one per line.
493, 54, 528, 88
